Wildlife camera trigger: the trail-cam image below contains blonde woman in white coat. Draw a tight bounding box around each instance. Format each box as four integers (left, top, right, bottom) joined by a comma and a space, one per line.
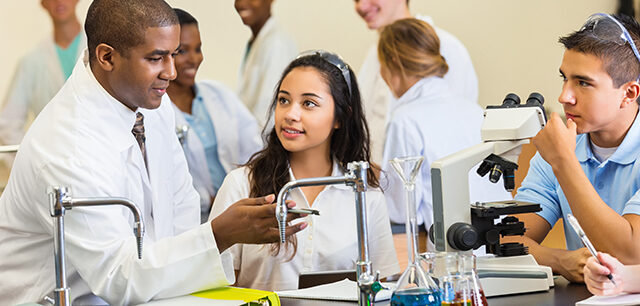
168, 9, 262, 222
378, 19, 512, 250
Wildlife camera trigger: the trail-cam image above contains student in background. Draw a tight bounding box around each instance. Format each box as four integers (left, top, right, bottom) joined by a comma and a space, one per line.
377, 18, 511, 250
210, 51, 399, 290
168, 8, 262, 222
235, 0, 297, 126
509, 13, 640, 282
354, 0, 478, 164
0, 0, 84, 150
584, 252, 640, 295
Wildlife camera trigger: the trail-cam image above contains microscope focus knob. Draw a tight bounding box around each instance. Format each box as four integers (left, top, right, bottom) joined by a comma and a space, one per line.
447, 222, 478, 251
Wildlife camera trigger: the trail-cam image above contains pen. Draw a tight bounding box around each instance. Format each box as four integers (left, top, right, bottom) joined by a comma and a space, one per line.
288, 208, 320, 215
566, 214, 616, 286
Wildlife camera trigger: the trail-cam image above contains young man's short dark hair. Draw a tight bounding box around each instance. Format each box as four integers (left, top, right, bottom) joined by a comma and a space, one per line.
559, 14, 640, 87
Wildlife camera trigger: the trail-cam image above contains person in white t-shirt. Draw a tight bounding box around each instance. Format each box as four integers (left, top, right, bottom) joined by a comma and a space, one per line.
210, 51, 399, 291
354, 0, 478, 163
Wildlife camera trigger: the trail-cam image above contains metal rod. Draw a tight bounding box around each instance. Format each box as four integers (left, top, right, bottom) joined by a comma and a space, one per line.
0, 144, 19, 153
52, 215, 69, 306
66, 197, 145, 259
275, 161, 380, 305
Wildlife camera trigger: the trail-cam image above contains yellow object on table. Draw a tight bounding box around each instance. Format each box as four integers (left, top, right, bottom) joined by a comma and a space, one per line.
191, 286, 280, 306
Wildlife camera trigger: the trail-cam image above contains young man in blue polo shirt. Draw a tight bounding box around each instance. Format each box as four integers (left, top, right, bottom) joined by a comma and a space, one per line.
509, 13, 640, 283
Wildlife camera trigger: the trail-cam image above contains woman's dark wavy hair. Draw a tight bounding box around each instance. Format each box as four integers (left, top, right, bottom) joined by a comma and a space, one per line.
244, 52, 379, 257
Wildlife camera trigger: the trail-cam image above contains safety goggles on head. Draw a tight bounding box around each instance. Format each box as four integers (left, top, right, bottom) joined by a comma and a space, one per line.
297, 50, 353, 97
581, 13, 640, 81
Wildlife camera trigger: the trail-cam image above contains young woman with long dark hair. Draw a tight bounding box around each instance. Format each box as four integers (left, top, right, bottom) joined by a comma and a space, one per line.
210, 51, 399, 291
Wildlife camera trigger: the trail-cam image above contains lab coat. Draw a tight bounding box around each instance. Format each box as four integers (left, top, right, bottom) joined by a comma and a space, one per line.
359, 15, 478, 164
172, 80, 262, 220
0, 53, 234, 306
237, 16, 297, 126
0, 33, 85, 148
381, 77, 512, 236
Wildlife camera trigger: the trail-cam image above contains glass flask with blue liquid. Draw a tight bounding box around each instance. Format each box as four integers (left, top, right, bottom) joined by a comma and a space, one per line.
389, 156, 441, 306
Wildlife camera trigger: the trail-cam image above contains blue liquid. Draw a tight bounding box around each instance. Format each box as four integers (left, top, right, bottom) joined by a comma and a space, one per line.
390, 288, 441, 306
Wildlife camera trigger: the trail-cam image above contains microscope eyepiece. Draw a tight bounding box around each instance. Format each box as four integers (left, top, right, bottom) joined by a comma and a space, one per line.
502, 93, 521, 107
525, 92, 544, 107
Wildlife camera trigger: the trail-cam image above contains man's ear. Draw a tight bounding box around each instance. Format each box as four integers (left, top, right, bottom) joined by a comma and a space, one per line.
622, 81, 640, 108
95, 43, 116, 72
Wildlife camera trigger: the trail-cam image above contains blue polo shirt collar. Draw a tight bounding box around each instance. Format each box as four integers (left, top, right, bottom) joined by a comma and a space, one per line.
577, 113, 640, 165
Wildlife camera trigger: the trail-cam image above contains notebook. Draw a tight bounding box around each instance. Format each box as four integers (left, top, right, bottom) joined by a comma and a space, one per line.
576, 293, 640, 305
139, 287, 279, 306
277, 278, 395, 302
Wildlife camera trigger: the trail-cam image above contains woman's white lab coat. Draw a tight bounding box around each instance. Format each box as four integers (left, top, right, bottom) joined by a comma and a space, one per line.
237, 17, 297, 126
0, 54, 234, 305
358, 15, 478, 164
172, 80, 262, 221
381, 76, 512, 234
0, 34, 85, 147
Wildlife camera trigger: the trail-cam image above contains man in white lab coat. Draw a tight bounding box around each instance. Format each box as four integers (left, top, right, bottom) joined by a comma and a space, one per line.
0, 1, 305, 305
235, 0, 297, 126
0, 0, 84, 155
354, 0, 479, 163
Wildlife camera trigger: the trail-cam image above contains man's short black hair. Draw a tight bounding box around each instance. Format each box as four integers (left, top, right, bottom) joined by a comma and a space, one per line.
560, 14, 640, 87
173, 8, 198, 27
85, 0, 179, 62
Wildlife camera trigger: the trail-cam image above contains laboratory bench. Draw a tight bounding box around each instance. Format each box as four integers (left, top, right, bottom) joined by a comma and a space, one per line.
279, 276, 592, 306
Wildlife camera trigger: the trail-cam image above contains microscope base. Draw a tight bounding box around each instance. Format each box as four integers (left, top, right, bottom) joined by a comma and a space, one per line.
477, 254, 553, 297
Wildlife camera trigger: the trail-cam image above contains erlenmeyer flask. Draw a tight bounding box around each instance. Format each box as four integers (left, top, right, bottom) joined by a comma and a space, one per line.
390, 156, 441, 306
459, 254, 488, 306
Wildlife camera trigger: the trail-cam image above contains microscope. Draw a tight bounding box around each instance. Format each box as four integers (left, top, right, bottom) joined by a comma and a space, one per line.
430, 93, 554, 297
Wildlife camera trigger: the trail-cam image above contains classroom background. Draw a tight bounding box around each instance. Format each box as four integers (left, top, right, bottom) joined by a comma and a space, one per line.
0, 0, 616, 116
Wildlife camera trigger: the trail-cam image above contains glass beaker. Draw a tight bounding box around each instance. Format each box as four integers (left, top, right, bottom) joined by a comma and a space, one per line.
420, 252, 457, 285
390, 156, 441, 306
441, 275, 472, 306
459, 254, 488, 306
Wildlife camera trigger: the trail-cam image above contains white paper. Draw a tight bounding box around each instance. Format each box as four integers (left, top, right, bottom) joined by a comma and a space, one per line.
276, 278, 395, 301
576, 293, 640, 306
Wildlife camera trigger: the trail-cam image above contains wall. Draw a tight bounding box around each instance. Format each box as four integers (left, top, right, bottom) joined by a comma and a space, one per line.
0, 1, 617, 115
